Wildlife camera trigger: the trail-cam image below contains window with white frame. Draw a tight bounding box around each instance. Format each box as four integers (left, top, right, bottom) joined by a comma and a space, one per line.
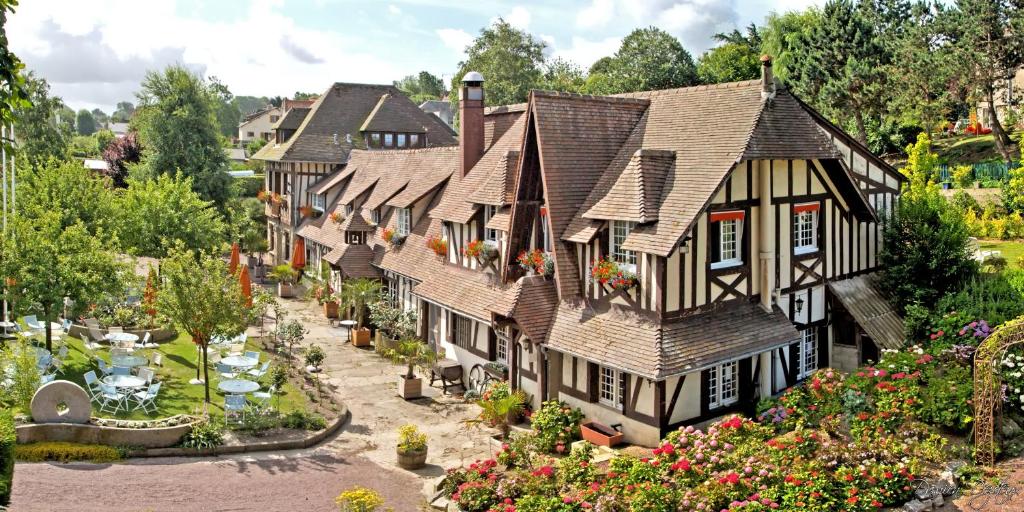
384, 133, 394, 147
450, 313, 473, 349
397, 134, 407, 147
598, 366, 625, 409
371, 133, 381, 146
610, 220, 637, 268
710, 211, 744, 269
540, 206, 552, 252
798, 328, 818, 379
484, 204, 499, 242
384, 278, 397, 306
708, 360, 739, 409
370, 209, 380, 225
793, 204, 819, 255
495, 333, 509, 364
311, 194, 325, 212
396, 208, 412, 235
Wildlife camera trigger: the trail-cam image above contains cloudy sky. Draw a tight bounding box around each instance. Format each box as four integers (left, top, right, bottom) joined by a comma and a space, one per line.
9, 0, 820, 113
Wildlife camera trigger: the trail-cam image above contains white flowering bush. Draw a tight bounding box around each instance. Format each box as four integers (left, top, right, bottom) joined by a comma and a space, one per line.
1001, 351, 1024, 411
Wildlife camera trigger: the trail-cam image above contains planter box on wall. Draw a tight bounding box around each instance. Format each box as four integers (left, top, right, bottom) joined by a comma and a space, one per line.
580, 421, 624, 447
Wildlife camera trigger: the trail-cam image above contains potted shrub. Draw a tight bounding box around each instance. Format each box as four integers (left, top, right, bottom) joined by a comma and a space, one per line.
580, 421, 625, 447
395, 424, 428, 470
369, 301, 416, 352
305, 344, 326, 373
467, 381, 527, 440
310, 282, 338, 318
270, 264, 298, 298
388, 338, 436, 399
339, 278, 381, 347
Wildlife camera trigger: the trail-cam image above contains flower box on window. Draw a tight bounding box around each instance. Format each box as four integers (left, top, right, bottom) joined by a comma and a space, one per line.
516, 249, 552, 277
382, 228, 405, 247
299, 205, 314, 218
328, 211, 343, 224
590, 257, 638, 290
465, 239, 499, 264
426, 236, 448, 256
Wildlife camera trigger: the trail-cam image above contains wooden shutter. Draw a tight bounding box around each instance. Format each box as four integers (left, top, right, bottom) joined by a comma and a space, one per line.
710, 220, 721, 263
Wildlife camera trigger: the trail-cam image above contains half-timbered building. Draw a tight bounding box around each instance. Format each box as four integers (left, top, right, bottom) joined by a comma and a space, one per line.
296, 58, 906, 446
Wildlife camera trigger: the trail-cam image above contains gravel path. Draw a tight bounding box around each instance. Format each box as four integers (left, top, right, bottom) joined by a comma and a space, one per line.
9, 448, 427, 511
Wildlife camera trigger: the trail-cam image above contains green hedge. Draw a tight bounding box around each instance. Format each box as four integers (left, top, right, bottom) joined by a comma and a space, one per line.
0, 409, 14, 506
232, 174, 265, 198
14, 442, 120, 464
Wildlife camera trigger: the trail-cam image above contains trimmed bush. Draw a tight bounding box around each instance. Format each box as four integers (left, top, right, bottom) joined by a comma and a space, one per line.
14, 442, 121, 463
0, 409, 14, 506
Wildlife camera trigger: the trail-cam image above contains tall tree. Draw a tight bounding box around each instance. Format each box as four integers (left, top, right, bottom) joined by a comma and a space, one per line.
13, 73, 72, 168
761, 9, 823, 84
133, 65, 232, 205
292, 91, 319, 100
697, 42, 761, 84
157, 248, 246, 403
114, 173, 227, 258
713, 23, 763, 47
17, 158, 115, 235
888, 1, 956, 137
789, 0, 888, 144
208, 76, 239, 138
101, 131, 141, 187
111, 101, 134, 122
538, 57, 587, 93
597, 27, 698, 94
952, 0, 1022, 162
75, 108, 96, 135
90, 108, 108, 128
2, 213, 125, 351
0, 0, 28, 156
450, 19, 547, 108
394, 71, 446, 103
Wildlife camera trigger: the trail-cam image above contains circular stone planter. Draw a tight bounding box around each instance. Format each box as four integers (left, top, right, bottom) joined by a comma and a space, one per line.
15, 415, 201, 448
396, 447, 428, 470
68, 324, 177, 343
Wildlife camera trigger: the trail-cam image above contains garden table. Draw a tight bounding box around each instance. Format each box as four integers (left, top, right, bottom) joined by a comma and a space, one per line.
221, 355, 257, 369
218, 379, 260, 394
103, 374, 146, 389
339, 320, 357, 342
105, 332, 139, 345
111, 354, 148, 369
0, 321, 15, 334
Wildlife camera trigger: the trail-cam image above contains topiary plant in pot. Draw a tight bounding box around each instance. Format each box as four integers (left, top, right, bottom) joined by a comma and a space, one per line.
395, 424, 428, 470
269, 264, 298, 298
388, 338, 436, 399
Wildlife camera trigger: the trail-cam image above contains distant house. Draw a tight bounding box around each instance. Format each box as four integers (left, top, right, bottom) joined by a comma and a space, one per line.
108, 123, 129, 137
225, 147, 247, 163
239, 98, 316, 143
977, 67, 1024, 130
419, 99, 454, 129
83, 158, 108, 171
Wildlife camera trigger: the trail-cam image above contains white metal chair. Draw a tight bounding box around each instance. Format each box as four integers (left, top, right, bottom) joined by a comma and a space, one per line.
137, 367, 155, 386
112, 366, 131, 377
216, 362, 237, 380
83, 370, 102, 400
97, 383, 127, 413
82, 333, 101, 351
251, 385, 275, 408
225, 394, 246, 423
247, 361, 270, 380
140, 331, 157, 348
39, 373, 56, 385
108, 326, 124, 334
228, 343, 244, 356
132, 382, 161, 413
96, 357, 113, 377
244, 350, 261, 363
22, 315, 43, 333
151, 353, 163, 367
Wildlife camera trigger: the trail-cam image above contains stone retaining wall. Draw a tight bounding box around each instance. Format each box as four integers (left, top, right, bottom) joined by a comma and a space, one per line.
67, 325, 177, 343
15, 419, 199, 448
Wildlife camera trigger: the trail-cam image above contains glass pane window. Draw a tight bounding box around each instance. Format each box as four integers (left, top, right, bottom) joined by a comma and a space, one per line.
397, 134, 407, 147
384, 133, 394, 147
371, 133, 381, 145
311, 194, 325, 211
709, 361, 739, 409
484, 205, 499, 242
397, 208, 412, 235
610, 220, 637, 267
495, 334, 508, 364
798, 328, 818, 379
410, 134, 419, 146
451, 313, 473, 349
720, 219, 738, 262
599, 366, 624, 409
370, 209, 380, 225
793, 206, 818, 254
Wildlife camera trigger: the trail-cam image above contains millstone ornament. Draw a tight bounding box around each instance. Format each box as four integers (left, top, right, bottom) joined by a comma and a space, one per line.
30, 380, 92, 424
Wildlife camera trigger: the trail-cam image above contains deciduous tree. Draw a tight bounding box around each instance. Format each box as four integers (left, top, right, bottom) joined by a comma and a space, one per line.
114, 173, 226, 258
596, 27, 698, 93
101, 131, 141, 187
697, 42, 761, 84
394, 71, 446, 103
16, 158, 115, 235
449, 19, 546, 108
14, 73, 72, 168
75, 109, 96, 135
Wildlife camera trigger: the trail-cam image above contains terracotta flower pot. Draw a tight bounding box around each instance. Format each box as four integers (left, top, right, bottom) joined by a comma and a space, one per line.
351, 328, 371, 347
322, 301, 339, 318
396, 446, 427, 470
580, 421, 624, 447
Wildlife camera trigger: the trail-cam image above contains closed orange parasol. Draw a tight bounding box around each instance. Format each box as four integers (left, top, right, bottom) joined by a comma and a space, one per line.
239, 264, 252, 307
291, 237, 306, 270
228, 242, 240, 274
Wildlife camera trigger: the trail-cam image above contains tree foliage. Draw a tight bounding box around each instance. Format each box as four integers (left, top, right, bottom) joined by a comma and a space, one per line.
592, 27, 698, 94
114, 173, 227, 258
14, 72, 72, 169
157, 248, 247, 403
0, 0, 28, 156
450, 19, 547, 108
101, 131, 142, 187
133, 65, 231, 205
538, 57, 587, 93
697, 42, 761, 84
75, 108, 96, 135
394, 71, 446, 104
111, 101, 134, 123
16, 158, 115, 235
208, 76, 239, 138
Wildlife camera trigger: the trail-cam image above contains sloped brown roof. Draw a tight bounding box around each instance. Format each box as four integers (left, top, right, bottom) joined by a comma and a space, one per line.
253, 83, 456, 163
469, 150, 519, 206
336, 211, 374, 232
326, 244, 379, 279
526, 91, 650, 298
488, 275, 558, 343
386, 171, 452, 208
307, 169, 349, 195
546, 300, 799, 380
484, 207, 511, 232
431, 111, 527, 224
338, 175, 380, 206
360, 93, 457, 136
272, 107, 309, 131
583, 148, 674, 223
372, 183, 450, 282
828, 274, 904, 350
414, 266, 510, 322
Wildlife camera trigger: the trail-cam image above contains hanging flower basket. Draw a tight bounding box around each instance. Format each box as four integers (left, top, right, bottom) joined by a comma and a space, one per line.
256, 190, 269, 203
382, 228, 405, 247
517, 249, 552, 277
591, 257, 637, 290
426, 236, 448, 257
465, 240, 499, 264
328, 211, 343, 224
299, 206, 314, 218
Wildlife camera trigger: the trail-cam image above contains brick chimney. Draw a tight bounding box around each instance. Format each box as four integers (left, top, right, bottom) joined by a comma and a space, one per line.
459, 71, 485, 177
760, 55, 776, 100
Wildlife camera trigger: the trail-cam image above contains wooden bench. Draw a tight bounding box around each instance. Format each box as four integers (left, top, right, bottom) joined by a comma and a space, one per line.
430, 359, 464, 394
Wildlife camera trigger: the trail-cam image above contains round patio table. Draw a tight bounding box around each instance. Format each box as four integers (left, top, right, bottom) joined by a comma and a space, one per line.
0, 321, 15, 334
103, 374, 146, 389
111, 354, 148, 368
221, 355, 257, 369
218, 379, 259, 394
105, 332, 139, 343
339, 320, 357, 342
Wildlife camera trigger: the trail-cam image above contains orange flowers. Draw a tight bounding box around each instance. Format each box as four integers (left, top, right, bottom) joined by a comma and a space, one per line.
426, 236, 448, 256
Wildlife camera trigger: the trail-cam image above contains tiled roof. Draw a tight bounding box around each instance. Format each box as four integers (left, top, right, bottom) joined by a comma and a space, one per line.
272, 107, 309, 131
252, 83, 457, 163
335, 211, 374, 232
468, 150, 519, 206
351, 147, 460, 210
583, 148, 675, 223
338, 176, 380, 206
526, 91, 650, 298
360, 93, 457, 136
307, 169, 349, 195
828, 274, 904, 350
546, 300, 800, 380
431, 111, 526, 224
484, 206, 511, 232
487, 275, 558, 343
241, 106, 276, 124
386, 171, 452, 209
414, 266, 510, 322
373, 190, 448, 283
326, 244, 379, 279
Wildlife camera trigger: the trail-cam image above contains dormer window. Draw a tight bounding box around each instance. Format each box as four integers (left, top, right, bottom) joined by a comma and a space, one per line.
793, 203, 819, 255
539, 206, 551, 252
610, 220, 637, 270
710, 211, 744, 269
311, 194, 325, 212
397, 134, 407, 147
345, 204, 353, 216
410, 134, 420, 147
484, 205, 499, 243
396, 208, 412, 235
384, 133, 394, 147
370, 209, 380, 225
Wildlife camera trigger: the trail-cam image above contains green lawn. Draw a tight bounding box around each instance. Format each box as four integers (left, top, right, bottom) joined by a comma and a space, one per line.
978, 238, 1024, 265
933, 133, 1022, 164
17, 330, 309, 421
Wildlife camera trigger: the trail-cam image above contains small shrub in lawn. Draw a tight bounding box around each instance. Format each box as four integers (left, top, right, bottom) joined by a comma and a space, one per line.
236, 408, 281, 436
270, 364, 289, 389
282, 410, 327, 430
181, 419, 225, 449
14, 442, 121, 463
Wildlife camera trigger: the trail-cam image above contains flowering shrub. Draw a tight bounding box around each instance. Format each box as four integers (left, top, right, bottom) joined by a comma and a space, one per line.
381, 228, 405, 246
1002, 351, 1024, 410
464, 239, 485, 259
329, 211, 343, 224
517, 249, 553, 277
590, 257, 637, 290
530, 400, 584, 453
426, 236, 448, 256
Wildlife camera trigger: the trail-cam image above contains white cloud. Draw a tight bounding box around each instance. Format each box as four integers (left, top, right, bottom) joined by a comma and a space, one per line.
436, 28, 474, 54
505, 6, 532, 30
576, 0, 614, 29
554, 36, 621, 70
388, 4, 402, 15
